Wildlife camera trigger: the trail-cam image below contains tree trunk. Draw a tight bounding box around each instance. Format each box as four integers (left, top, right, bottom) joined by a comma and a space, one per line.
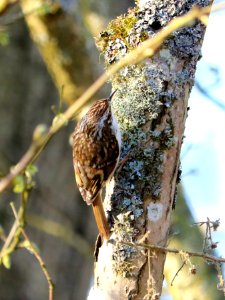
92, 0, 210, 299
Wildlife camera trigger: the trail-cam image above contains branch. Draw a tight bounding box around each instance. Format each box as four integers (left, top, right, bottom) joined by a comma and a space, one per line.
170, 262, 186, 286
0, 3, 224, 194
0, 190, 28, 259
119, 240, 225, 264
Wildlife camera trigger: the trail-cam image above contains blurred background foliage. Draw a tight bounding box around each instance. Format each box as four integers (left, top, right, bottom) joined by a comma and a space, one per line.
0, 1, 223, 299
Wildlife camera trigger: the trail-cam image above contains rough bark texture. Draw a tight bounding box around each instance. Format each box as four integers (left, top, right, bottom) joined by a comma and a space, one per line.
92, 0, 210, 299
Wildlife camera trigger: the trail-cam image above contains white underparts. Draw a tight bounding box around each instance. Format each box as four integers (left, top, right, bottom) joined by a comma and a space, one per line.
98, 110, 109, 138
111, 110, 122, 150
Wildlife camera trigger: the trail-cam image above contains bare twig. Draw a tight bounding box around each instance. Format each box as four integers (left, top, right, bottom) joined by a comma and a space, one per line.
171, 262, 186, 286
10, 203, 54, 300
0, 3, 225, 194
0, 220, 18, 256
194, 218, 220, 252
117, 239, 225, 292
119, 241, 225, 264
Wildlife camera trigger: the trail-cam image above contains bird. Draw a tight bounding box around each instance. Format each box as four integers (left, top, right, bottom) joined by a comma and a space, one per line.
72, 90, 121, 241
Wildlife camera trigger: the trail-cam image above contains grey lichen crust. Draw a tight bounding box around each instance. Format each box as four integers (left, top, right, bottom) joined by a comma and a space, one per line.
96, 0, 208, 276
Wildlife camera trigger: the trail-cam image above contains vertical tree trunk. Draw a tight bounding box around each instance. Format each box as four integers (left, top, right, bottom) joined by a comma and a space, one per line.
92, 0, 210, 299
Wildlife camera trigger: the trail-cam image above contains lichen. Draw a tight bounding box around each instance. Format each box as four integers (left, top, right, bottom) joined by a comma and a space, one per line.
147, 203, 164, 222
99, 0, 209, 271
112, 66, 162, 132
165, 22, 206, 60
97, 0, 210, 66
108, 61, 176, 267
112, 212, 141, 276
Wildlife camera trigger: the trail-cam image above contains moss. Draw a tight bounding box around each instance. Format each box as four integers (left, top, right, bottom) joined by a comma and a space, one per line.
108, 15, 137, 41
140, 31, 149, 42
96, 12, 137, 53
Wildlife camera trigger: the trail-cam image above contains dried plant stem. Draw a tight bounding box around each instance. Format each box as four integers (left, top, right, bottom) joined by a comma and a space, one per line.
0, 3, 225, 194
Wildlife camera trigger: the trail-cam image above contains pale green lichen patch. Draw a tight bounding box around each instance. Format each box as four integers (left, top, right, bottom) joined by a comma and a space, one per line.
112, 66, 162, 132
112, 212, 142, 276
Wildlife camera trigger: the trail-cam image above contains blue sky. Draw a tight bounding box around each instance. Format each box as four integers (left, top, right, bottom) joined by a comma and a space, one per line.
181, 1, 225, 257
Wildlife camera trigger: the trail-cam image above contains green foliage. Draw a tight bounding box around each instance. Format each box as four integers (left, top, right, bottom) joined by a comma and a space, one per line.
13, 164, 38, 193
21, 240, 39, 254
1, 254, 11, 269
52, 113, 68, 127
25, 164, 38, 178
25, 164, 38, 190
13, 175, 25, 194
32, 124, 48, 141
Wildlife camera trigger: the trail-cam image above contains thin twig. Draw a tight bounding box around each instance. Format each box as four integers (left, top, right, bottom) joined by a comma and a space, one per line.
10, 203, 54, 300
171, 262, 186, 286
0, 221, 18, 256
0, 190, 29, 259
203, 219, 209, 253
194, 218, 219, 252
0, 3, 225, 194
119, 241, 225, 264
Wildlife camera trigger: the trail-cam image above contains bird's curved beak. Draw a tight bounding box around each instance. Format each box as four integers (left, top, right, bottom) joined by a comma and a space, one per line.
108, 89, 117, 102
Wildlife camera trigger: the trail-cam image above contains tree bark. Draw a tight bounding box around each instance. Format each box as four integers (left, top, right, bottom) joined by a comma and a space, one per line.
92, 0, 210, 299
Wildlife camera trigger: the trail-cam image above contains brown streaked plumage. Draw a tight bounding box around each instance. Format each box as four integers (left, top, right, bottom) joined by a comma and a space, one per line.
73, 91, 121, 241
